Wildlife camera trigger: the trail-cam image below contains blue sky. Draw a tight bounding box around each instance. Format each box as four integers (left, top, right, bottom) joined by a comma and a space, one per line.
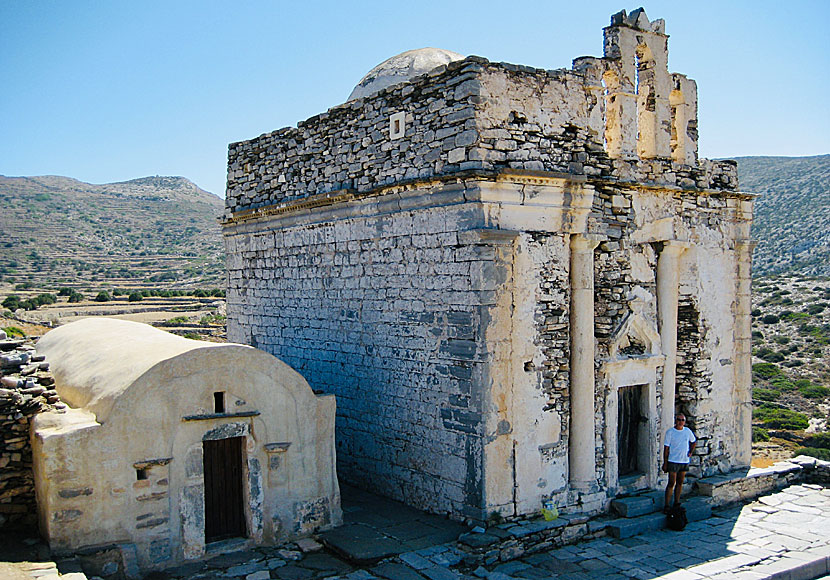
1, 1, 827, 197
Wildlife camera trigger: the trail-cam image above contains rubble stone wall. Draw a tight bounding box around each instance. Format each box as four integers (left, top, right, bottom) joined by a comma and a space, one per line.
0, 332, 62, 530
225, 57, 738, 218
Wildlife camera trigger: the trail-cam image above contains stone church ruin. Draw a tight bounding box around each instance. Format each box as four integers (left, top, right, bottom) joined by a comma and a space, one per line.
31, 318, 340, 570
223, 8, 754, 520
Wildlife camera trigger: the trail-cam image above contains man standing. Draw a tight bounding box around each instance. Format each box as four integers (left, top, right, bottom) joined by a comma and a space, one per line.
662, 413, 696, 513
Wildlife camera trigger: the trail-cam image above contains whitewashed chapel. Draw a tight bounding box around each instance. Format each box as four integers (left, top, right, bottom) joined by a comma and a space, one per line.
222, 8, 754, 520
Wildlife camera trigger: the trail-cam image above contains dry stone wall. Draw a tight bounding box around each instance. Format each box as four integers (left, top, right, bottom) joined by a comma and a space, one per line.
0, 331, 62, 530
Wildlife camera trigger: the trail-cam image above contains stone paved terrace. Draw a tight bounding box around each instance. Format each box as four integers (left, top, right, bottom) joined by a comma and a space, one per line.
4, 482, 830, 580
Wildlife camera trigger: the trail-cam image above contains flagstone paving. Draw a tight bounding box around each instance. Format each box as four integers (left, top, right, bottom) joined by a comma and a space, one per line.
4, 483, 830, 579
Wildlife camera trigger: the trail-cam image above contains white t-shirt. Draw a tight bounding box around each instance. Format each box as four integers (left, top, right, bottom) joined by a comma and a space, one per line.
664, 426, 696, 463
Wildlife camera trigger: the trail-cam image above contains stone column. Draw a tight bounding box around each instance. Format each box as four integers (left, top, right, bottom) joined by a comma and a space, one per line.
656, 241, 689, 437
569, 234, 602, 489
733, 239, 755, 466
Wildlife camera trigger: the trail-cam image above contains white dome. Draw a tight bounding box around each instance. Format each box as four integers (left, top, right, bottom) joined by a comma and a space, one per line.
348, 48, 465, 101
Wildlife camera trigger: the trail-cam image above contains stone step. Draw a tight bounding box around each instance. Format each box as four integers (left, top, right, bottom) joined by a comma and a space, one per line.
610, 495, 656, 518
605, 496, 713, 539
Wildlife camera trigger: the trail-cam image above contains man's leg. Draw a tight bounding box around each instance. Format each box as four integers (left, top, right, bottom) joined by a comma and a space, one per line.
665, 471, 677, 511
674, 471, 686, 505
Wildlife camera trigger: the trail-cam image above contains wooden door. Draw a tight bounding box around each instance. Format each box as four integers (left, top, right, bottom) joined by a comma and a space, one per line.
618, 385, 643, 477
203, 436, 246, 542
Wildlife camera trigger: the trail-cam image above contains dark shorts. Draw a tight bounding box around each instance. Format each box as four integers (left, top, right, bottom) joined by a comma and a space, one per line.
666, 461, 689, 473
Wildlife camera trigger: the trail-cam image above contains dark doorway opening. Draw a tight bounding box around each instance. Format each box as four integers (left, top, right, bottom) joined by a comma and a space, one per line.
203, 436, 246, 543
618, 385, 645, 477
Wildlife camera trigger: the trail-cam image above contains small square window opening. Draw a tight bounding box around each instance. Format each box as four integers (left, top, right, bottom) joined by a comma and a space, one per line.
136, 468, 148, 481
389, 112, 406, 140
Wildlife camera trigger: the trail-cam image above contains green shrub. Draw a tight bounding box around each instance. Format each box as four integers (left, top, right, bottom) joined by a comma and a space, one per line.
773, 335, 791, 345
752, 427, 770, 442
58, 288, 72, 296
792, 447, 830, 461
95, 291, 111, 302
35, 293, 56, 306
68, 291, 84, 303
803, 433, 830, 450
752, 363, 783, 380
200, 313, 226, 326
751, 308, 762, 317
2, 326, 24, 338
128, 292, 143, 302
806, 304, 826, 315
183, 332, 202, 340
166, 316, 190, 325
753, 405, 809, 430
2, 295, 20, 310
753, 388, 781, 402
193, 289, 207, 297
112, 288, 124, 296
771, 376, 797, 391
799, 384, 830, 399
752, 330, 764, 340
761, 314, 780, 324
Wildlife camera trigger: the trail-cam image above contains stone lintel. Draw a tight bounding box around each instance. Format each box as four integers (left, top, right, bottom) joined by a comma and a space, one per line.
133, 457, 173, 469
458, 229, 520, 246
264, 442, 292, 453
181, 410, 260, 422
601, 354, 666, 376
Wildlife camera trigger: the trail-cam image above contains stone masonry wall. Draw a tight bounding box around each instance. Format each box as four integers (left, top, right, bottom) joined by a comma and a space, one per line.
224, 12, 750, 518
225, 58, 738, 219
225, 59, 484, 216
226, 201, 496, 515
0, 332, 62, 530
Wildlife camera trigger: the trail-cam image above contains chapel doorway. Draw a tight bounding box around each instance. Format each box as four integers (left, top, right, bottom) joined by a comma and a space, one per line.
203, 436, 247, 542
617, 384, 646, 478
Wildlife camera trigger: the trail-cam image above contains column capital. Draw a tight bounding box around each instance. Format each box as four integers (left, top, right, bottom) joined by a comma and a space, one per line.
660, 239, 691, 257
570, 233, 605, 252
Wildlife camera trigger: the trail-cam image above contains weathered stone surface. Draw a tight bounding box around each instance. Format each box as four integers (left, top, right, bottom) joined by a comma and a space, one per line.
0, 338, 60, 531
31, 319, 342, 572
222, 8, 750, 523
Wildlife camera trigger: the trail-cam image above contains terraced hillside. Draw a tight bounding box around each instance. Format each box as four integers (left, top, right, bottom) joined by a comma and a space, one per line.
0, 175, 224, 288
737, 155, 830, 277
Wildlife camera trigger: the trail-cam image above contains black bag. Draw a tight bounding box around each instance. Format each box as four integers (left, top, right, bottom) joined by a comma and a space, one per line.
666, 504, 688, 531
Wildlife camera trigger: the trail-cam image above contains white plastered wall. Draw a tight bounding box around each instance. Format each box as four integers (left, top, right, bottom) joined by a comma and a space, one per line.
32, 320, 340, 570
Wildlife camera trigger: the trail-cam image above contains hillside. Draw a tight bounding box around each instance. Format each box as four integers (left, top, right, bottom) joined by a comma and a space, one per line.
0, 175, 225, 289
736, 155, 830, 277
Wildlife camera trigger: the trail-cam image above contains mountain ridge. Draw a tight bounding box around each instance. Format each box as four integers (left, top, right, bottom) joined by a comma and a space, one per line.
0, 175, 224, 289
735, 154, 830, 277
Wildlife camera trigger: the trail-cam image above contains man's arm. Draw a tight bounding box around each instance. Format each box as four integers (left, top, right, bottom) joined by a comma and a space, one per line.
688, 439, 696, 458
662, 444, 670, 471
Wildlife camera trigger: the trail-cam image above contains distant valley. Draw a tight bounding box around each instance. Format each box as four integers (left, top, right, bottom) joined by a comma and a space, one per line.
0, 175, 224, 290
